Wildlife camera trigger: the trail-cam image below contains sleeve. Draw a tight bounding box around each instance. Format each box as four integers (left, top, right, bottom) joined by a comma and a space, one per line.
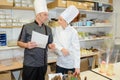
71, 31, 81, 68
53, 28, 63, 56
54, 43, 63, 56
18, 25, 26, 42
48, 28, 53, 44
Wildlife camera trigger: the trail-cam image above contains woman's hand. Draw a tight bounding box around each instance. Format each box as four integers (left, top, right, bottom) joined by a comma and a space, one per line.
73, 68, 80, 76
48, 43, 56, 50
61, 48, 69, 56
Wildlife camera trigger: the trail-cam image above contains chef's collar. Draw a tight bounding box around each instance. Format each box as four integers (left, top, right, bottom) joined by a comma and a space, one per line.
64, 25, 71, 30
34, 20, 38, 25
34, 20, 44, 27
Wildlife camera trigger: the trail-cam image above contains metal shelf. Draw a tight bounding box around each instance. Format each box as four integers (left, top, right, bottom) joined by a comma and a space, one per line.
0, 46, 20, 51
78, 0, 113, 5
73, 25, 113, 28
51, 7, 113, 14
0, 6, 34, 10
79, 37, 112, 42
0, 26, 22, 28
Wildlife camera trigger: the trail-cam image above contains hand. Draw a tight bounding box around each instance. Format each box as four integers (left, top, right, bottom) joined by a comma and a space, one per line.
73, 68, 80, 76
48, 43, 55, 50
26, 42, 37, 49
61, 48, 69, 56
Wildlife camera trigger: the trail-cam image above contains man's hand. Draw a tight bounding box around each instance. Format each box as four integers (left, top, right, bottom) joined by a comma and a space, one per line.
61, 48, 69, 56
26, 42, 37, 49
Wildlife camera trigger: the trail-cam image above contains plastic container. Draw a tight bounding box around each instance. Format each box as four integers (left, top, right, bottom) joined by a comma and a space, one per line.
106, 49, 119, 76
98, 47, 119, 76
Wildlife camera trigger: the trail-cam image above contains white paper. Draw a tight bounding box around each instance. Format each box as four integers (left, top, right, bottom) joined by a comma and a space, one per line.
31, 31, 48, 48
48, 73, 63, 80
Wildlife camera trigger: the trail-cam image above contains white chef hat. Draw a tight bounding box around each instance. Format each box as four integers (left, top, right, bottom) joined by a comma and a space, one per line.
60, 5, 79, 24
34, 0, 48, 15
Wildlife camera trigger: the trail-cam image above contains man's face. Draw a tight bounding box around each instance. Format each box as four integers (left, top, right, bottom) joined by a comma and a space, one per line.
36, 12, 48, 23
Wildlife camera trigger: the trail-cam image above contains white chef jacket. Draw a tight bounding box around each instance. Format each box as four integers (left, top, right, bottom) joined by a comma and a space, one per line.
54, 25, 80, 69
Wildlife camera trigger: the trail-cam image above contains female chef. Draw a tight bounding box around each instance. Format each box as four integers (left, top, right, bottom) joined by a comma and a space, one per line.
54, 5, 81, 75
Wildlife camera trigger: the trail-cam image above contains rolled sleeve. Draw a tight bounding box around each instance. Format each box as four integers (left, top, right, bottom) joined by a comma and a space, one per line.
18, 25, 26, 42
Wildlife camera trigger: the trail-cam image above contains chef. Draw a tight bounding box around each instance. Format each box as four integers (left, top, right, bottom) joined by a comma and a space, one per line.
54, 5, 81, 75
17, 0, 54, 80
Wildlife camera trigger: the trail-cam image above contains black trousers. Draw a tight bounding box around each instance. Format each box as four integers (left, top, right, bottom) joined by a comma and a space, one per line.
56, 65, 75, 74
22, 65, 47, 80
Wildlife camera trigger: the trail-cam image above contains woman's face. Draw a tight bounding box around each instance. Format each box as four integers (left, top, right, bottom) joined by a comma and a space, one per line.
58, 16, 67, 28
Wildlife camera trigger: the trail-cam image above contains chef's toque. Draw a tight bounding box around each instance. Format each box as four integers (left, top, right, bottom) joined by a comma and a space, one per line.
60, 5, 79, 24
34, 0, 48, 15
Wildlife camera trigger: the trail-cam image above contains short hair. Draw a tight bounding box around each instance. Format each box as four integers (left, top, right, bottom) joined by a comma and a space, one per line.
71, 13, 80, 23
